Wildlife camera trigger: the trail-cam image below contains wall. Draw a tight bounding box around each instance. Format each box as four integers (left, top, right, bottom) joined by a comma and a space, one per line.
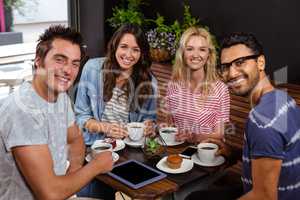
69, 0, 106, 58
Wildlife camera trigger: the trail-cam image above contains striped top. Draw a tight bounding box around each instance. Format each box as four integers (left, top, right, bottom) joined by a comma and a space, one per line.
242, 90, 300, 199
101, 87, 129, 124
165, 80, 230, 134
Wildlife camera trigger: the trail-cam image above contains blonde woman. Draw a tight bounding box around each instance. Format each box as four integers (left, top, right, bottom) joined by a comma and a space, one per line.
165, 27, 230, 143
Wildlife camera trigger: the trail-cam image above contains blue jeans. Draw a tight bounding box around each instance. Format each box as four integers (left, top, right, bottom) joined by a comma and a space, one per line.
77, 179, 116, 200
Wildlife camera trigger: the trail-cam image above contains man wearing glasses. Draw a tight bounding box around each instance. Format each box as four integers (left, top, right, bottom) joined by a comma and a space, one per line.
186, 32, 300, 200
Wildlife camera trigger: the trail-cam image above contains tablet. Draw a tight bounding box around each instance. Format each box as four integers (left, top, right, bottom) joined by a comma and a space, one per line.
108, 159, 167, 189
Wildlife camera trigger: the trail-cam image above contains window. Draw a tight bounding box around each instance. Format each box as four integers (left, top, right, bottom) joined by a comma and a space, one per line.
0, 0, 69, 99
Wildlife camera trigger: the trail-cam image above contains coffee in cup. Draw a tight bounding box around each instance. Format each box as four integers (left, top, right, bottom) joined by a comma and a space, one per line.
197, 143, 218, 164
159, 127, 177, 144
91, 142, 113, 158
127, 122, 145, 141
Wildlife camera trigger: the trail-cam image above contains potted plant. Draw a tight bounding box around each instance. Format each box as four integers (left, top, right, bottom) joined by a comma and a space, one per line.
146, 15, 177, 62
107, 0, 148, 29
146, 2, 212, 63
142, 136, 165, 159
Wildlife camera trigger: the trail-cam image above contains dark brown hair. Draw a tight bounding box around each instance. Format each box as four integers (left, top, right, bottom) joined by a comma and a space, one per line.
34, 25, 85, 69
103, 24, 153, 111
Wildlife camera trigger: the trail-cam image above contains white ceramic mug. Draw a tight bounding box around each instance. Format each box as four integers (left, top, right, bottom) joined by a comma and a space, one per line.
159, 127, 177, 144
197, 143, 219, 164
91, 142, 113, 158
127, 122, 145, 141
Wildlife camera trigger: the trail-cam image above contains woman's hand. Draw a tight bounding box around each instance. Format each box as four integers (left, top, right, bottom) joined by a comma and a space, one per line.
106, 123, 128, 139
175, 129, 193, 142
144, 120, 156, 137
201, 138, 232, 158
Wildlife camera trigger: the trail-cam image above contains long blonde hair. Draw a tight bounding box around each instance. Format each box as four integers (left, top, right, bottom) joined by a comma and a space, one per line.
172, 27, 218, 96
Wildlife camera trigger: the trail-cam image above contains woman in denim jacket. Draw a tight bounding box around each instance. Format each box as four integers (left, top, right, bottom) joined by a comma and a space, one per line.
75, 24, 157, 199
75, 24, 157, 146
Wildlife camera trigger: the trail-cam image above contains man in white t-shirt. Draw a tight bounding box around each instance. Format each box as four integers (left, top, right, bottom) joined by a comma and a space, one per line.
0, 25, 113, 200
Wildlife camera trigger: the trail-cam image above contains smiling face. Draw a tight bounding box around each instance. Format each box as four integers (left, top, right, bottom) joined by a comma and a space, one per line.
220, 44, 262, 96
183, 35, 210, 71
34, 38, 81, 98
115, 33, 141, 73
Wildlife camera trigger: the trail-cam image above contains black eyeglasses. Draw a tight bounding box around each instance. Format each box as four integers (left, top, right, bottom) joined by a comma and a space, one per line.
218, 54, 261, 74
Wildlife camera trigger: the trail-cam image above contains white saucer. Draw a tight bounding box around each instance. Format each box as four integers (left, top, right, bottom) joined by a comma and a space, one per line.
92, 139, 125, 152
156, 156, 194, 174
85, 152, 119, 163
191, 153, 225, 167
114, 139, 126, 151
158, 139, 184, 147
124, 137, 144, 148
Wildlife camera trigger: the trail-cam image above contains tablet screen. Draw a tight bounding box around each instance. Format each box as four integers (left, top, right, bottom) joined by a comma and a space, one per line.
108, 160, 166, 189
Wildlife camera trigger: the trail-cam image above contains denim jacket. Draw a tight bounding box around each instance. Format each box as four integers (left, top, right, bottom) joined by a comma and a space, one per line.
74, 57, 157, 145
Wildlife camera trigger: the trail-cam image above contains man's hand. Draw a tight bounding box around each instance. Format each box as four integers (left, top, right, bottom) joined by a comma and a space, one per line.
91, 151, 114, 174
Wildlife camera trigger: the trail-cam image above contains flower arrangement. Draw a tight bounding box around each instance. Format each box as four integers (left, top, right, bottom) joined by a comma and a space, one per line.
146, 28, 176, 56
146, 4, 201, 62
107, 0, 218, 62
146, 15, 177, 62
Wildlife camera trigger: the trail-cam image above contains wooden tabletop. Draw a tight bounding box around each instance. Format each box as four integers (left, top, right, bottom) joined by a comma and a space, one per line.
95, 142, 228, 200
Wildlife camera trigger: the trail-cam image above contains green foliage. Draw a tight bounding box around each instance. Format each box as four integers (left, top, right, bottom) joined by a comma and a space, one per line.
145, 138, 160, 153
4, 0, 24, 9
107, 0, 147, 29
149, 14, 172, 33
108, 0, 219, 54
170, 20, 181, 44
182, 5, 200, 30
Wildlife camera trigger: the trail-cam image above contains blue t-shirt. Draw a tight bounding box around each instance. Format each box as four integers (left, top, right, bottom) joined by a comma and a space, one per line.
242, 90, 300, 199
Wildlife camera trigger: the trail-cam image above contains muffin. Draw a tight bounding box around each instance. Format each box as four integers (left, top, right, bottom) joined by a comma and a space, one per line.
104, 138, 117, 149
166, 154, 183, 169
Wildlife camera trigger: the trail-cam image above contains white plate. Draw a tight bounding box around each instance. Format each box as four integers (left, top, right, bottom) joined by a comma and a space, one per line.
124, 137, 144, 148
156, 156, 194, 174
85, 152, 119, 163
113, 139, 126, 152
191, 153, 225, 167
157, 139, 184, 147
92, 139, 125, 152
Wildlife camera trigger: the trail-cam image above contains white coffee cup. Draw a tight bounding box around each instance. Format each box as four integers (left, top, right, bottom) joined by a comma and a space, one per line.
159, 127, 177, 144
91, 142, 113, 158
127, 122, 145, 141
197, 143, 219, 164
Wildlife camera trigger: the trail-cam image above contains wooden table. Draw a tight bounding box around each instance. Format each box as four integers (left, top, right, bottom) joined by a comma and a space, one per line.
96, 142, 228, 200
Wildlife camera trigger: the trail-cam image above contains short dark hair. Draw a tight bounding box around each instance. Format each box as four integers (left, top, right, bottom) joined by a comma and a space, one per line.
220, 32, 264, 55
34, 25, 85, 68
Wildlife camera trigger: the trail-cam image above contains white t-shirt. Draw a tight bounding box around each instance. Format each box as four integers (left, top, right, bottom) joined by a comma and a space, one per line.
0, 81, 74, 200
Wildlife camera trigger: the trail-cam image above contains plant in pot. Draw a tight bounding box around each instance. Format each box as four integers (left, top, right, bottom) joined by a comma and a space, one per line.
142, 136, 165, 159
107, 0, 148, 29
146, 15, 177, 62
